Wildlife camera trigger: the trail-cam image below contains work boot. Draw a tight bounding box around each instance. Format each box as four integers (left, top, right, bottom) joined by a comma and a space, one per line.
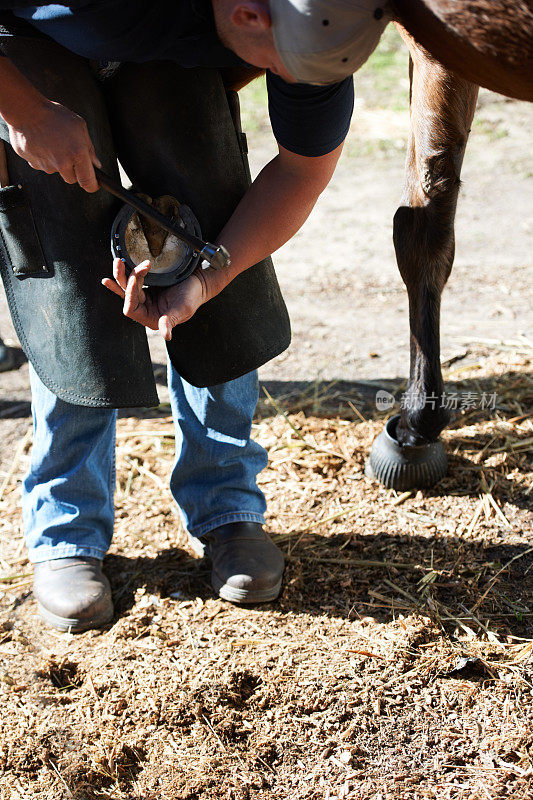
190, 522, 285, 604
33, 557, 113, 632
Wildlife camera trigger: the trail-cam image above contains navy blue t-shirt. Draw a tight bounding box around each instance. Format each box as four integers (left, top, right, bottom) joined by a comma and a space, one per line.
0, 0, 353, 157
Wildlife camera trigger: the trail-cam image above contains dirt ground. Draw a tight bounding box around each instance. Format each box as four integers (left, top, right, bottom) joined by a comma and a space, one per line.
0, 30, 532, 800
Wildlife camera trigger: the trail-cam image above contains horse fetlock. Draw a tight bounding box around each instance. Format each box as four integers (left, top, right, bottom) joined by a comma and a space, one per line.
396, 403, 450, 446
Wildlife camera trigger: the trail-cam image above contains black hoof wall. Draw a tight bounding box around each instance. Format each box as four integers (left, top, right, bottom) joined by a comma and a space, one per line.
365, 415, 447, 490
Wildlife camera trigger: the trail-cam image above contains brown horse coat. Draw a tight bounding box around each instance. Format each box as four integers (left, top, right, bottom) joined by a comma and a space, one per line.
392, 0, 533, 100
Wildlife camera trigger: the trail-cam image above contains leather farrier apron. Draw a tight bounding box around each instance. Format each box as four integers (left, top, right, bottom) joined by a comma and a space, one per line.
0, 21, 290, 407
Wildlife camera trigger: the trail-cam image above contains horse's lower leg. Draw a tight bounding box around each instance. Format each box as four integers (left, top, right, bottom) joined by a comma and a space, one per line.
367, 37, 479, 489
394, 39, 478, 448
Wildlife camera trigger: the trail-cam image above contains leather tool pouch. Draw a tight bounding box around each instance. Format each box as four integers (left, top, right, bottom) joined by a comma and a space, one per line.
0, 184, 50, 278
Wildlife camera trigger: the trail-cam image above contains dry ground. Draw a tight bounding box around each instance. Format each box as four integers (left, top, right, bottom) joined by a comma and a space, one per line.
0, 29, 532, 800
0, 350, 532, 800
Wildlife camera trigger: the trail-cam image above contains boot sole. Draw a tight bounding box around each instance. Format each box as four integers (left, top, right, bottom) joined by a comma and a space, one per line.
211, 574, 282, 604
187, 532, 283, 604
37, 601, 113, 633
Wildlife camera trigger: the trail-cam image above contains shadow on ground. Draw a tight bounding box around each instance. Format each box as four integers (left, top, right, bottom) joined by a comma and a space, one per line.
105, 530, 532, 637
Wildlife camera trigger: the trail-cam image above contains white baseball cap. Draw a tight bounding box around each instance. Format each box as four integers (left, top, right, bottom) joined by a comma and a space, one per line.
270, 0, 392, 84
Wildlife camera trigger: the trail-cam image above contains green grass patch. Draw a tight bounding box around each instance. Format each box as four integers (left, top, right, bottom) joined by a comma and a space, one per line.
240, 75, 268, 134
355, 26, 410, 111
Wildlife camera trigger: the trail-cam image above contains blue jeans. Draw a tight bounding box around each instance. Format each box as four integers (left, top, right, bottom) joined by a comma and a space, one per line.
23, 362, 267, 563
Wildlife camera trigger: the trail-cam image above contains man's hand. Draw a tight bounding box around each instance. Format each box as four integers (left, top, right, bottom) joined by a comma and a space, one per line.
102, 141, 345, 337
102, 258, 212, 340
0, 57, 101, 192
8, 99, 101, 192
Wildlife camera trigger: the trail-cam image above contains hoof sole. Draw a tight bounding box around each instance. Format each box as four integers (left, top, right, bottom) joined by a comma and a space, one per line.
366, 415, 447, 490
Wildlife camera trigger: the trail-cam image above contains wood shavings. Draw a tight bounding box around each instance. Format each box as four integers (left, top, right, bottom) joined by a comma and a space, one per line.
0, 347, 531, 799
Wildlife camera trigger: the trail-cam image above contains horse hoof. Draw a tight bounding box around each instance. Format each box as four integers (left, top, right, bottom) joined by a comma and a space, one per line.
365, 414, 447, 490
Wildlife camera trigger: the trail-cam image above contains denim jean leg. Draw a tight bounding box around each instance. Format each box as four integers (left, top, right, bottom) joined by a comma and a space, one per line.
168, 362, 267, 539
23, 364, 117, 563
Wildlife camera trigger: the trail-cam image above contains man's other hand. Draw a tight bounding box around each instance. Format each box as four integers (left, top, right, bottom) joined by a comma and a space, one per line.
102, 258, 210, 340
8, 99, 101, 192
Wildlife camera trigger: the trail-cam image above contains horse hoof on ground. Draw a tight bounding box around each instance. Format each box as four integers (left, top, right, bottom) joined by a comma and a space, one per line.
365, 414, 448, 490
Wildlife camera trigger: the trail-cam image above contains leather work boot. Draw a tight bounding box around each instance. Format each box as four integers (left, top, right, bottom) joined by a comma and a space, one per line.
190, 522, 285, 604
33, 558, 113, 632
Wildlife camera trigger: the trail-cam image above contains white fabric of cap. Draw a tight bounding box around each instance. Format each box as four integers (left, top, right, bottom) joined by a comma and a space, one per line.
270, 0, 392, 84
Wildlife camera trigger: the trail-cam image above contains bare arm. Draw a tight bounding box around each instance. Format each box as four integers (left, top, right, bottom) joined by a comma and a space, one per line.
212, 142, 344, 288
103, 142, 344, 339
0, 56, 100, 191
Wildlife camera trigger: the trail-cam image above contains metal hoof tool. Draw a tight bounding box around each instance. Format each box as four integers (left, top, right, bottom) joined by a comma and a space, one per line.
95, 168, 231, 285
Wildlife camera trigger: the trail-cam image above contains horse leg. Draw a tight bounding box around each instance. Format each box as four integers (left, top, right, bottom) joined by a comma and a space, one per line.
367, 34, 478, 489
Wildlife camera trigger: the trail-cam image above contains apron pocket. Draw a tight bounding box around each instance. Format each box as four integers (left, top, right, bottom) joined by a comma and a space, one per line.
0, 183, 50, 278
